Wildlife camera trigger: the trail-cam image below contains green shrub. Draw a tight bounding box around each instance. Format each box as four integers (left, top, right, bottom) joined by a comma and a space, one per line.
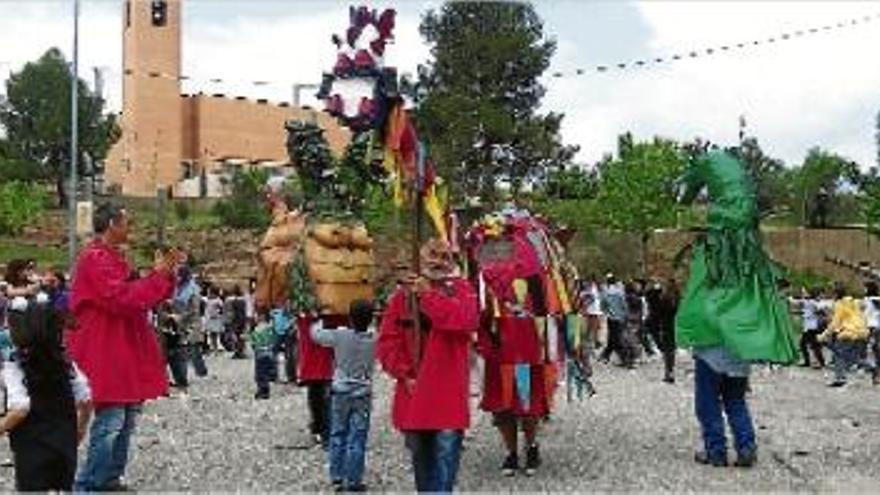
0, 181, 46, 235
212, 168, 270, 230
173, 201, 191, 223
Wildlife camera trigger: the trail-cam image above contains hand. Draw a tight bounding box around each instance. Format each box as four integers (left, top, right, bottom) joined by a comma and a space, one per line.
154, 248, 186, 274
404, 274, 430, 294
402, 377, 417, 395
77, 426, 88, 445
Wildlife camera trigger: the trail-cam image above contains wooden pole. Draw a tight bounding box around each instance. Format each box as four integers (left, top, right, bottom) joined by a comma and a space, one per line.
408, 141, 427, 365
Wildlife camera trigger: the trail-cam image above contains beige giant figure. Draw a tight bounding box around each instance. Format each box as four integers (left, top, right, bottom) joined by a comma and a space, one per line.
256, 198, 375, 314
256, 200, 307, 308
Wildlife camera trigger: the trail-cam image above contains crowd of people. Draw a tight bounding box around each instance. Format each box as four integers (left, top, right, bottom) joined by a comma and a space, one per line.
788, 279, 880, 387
2, 199, 880, 492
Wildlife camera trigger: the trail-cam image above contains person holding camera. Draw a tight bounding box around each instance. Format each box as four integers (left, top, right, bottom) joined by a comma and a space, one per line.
67, 203, 185, 492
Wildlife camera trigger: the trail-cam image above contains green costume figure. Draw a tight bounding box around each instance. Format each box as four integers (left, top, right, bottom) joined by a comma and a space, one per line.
675, 150, 799, 364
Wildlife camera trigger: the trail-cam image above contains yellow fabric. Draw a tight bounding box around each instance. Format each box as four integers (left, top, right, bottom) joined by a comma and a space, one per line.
550, 267, 572, 314
423, 184, 448, 239
822, 297, 869, 342
513, 279, 528, 305
534, 317, 546, 343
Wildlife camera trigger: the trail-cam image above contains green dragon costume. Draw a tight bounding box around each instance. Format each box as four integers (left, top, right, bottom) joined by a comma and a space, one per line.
675, 150, 799, 364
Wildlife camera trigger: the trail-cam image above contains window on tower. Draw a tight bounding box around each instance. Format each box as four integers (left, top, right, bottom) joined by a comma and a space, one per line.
151, 0, 167, 27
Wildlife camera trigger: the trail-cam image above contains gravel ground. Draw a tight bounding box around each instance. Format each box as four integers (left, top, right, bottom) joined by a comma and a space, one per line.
3, 352, 880, 492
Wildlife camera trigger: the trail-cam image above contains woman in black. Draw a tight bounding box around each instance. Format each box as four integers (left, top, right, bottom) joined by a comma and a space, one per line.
0, 298, 92, 491
645, 279, 679, 383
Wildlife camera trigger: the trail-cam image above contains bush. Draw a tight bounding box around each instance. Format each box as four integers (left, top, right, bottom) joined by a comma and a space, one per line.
0, 181, 46, 235
173, 201, 191, 222
212, 168, 271, 230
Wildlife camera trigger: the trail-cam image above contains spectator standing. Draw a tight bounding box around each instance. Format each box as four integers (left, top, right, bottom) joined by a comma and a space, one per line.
225, 286, 248, 359
251, 310, 275, 399
820, 284, 869, 387
67, 203, 184, 491
158, 303, 189, 391
0, 299, 93, 491
580, 276, 604, 352
645, 280, 679, 383
270, 302, 293, 382
173, 267, 207, 378
245, 278, 257, 331
600, 274, 634, 368
204, 287, 225, 352
312, 299, 376, 492
799, 287, 826, 368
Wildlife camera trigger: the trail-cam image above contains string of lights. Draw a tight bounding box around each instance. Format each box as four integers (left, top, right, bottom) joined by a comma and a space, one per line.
547, 11, 880, 78
1, 11, 878, 91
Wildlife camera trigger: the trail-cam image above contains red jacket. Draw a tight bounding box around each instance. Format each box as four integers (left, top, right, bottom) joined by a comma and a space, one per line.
377, 278, 479, 431
67, 240, 173, 406
296, 315, 335, 383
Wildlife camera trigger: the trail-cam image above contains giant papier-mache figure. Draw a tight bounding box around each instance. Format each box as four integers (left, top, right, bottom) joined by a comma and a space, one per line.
675, 150, 799, 363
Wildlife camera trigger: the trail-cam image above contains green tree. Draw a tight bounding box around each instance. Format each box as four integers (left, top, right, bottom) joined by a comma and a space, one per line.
726, 137, 789, 219
417, 2, 578, 205
864, 168, 880, 236
0, 181, 46, 235
0, 140, 38, 182
594, 133, 686, 275
793, 148, 860, 227
541, 165, 597, 200
0, 48, 120, 206
213, 168, 271, 230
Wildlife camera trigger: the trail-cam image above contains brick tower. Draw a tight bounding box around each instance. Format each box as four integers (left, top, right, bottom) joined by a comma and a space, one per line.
106, 0, 182, 196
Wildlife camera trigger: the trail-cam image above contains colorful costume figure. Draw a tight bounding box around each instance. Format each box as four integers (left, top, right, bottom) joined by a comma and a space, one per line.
675, 150, 799, 364
675, 150, 798, 468
467, 209, 589, 477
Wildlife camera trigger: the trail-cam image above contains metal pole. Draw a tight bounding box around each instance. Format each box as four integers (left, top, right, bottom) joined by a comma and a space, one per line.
68, 0, 80, 266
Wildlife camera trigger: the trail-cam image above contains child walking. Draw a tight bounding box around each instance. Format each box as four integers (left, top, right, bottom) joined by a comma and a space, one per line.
311, 299, 376, 492
0, 297, 93, 491
251, 309, 275, 399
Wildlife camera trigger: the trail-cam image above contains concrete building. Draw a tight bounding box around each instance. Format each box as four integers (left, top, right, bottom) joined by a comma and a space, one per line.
105, 0, 349, 197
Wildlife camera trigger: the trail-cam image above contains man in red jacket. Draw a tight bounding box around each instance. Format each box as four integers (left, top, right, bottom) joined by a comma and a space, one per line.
68, 203, 184, 492
377, 240, 479, 492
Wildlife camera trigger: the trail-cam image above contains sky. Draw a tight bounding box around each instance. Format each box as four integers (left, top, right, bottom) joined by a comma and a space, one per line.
1, 0, 879, 169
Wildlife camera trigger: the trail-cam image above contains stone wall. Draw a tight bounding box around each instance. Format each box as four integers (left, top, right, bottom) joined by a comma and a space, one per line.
647, 227, 879, 285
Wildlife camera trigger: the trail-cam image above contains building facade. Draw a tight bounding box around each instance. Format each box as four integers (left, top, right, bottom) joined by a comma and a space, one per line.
105, 0, 349, 197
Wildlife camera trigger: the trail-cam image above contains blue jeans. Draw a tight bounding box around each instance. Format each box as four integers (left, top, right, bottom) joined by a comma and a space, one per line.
694, 357, 755, 461
328, 392, 371, 488
75, 405, 142, 492
832, 340, 863, 383
405, 430, 464, 493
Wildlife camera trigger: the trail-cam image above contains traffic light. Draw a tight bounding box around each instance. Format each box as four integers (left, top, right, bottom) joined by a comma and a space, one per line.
151, 0, 167, 27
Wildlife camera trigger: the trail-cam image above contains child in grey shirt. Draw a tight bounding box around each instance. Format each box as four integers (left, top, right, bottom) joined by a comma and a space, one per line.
311, 299, 376, 491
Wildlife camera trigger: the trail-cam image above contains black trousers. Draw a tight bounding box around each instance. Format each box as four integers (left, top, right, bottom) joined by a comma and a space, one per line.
13, 441, 76, 491
800, 330, 825, 367
307, 381, 331, 438
601, 319, 634, 366
167, 345, 189, 388
284, 332, 298, 383
653, 324, 676, 377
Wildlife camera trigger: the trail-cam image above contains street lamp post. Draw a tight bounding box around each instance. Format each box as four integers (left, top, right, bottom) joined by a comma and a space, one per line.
69, 0, 80, 266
